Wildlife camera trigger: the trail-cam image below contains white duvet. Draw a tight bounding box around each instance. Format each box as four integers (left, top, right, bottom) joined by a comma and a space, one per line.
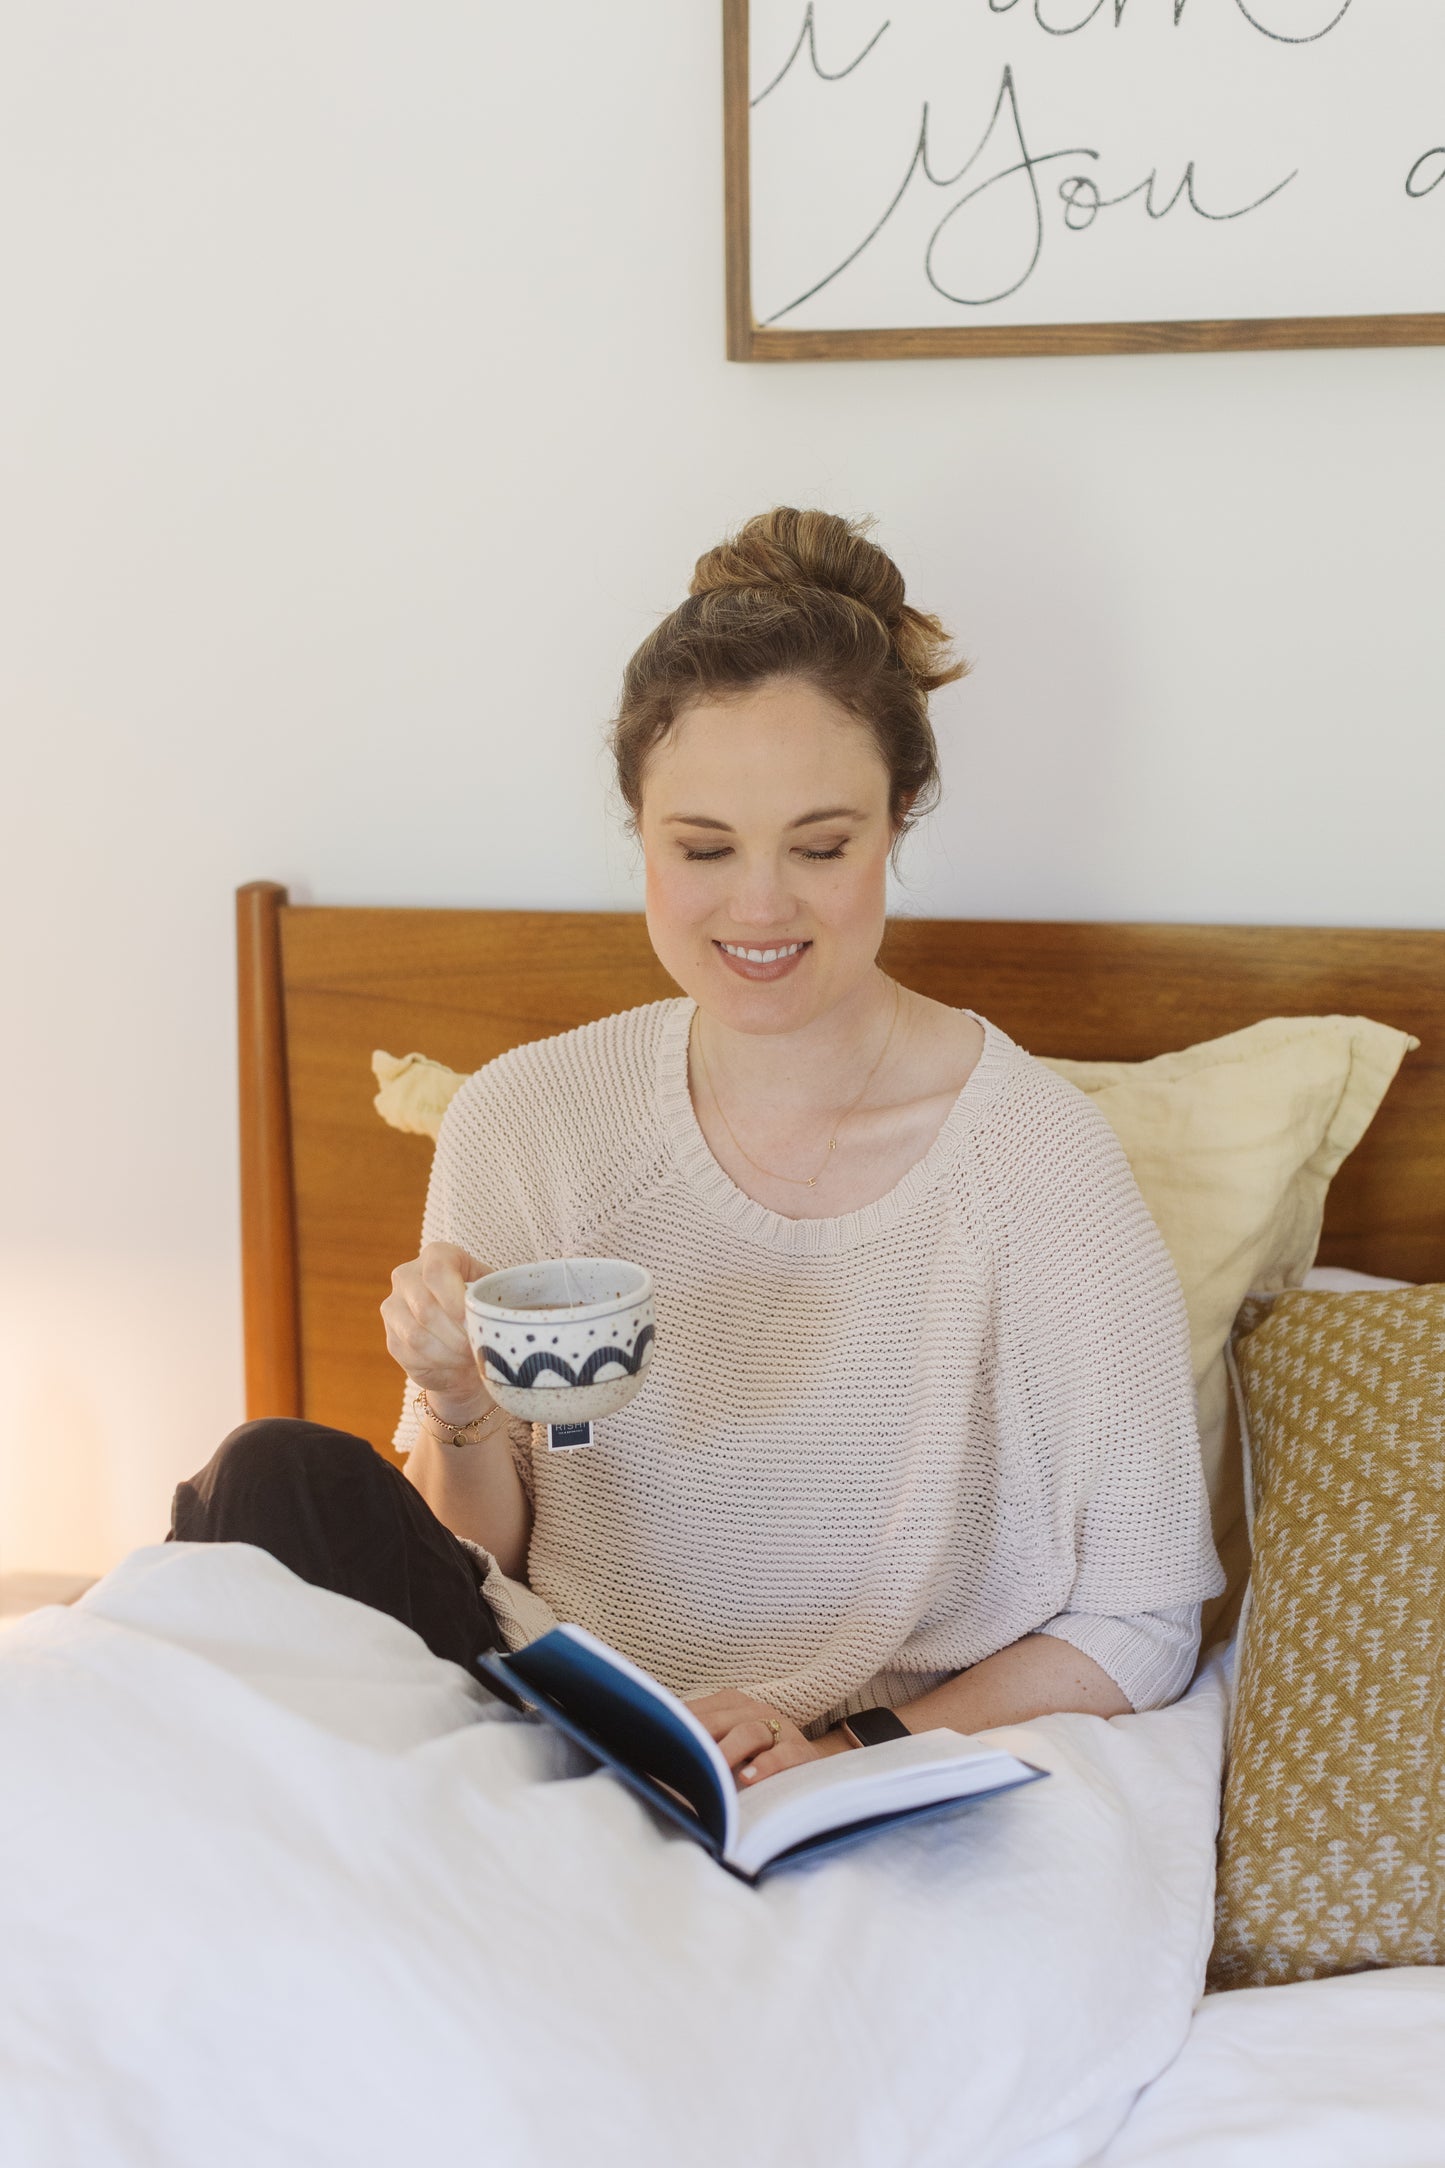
1091, 1967, 1445, 2168
1, 1540, 1232, 2168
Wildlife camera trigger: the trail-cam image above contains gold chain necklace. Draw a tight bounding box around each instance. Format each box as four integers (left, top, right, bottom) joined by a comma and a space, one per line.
691, 977, 903, 1188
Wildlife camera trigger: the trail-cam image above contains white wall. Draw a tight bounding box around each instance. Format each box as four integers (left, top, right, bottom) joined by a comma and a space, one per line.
3, 4, 1442, 1575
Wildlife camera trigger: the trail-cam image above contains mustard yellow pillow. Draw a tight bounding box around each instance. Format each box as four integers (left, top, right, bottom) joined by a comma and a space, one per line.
1208, 1284, 1445, 1990
1040, 1017, 1417, 1638
374, 1014, 1418, 1640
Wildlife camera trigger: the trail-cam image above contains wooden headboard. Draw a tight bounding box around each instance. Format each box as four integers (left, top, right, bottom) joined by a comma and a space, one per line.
238, 882, 1445, 1461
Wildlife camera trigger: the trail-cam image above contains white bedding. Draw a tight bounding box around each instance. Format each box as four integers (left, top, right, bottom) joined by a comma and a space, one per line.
0, 1540, 1232, 2168
5, 1542, 1439, 2168
1091, 1968, 1445, 2168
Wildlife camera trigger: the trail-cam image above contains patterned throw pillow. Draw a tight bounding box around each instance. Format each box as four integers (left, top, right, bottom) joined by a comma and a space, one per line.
1209, 1285, 1445, 1990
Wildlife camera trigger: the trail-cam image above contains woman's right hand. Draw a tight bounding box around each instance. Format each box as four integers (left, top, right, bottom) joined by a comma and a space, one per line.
381, 1241, 498, 1422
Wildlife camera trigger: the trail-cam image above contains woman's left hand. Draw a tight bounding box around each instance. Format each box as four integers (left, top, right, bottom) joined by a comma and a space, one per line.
685, 1689, 839, 1788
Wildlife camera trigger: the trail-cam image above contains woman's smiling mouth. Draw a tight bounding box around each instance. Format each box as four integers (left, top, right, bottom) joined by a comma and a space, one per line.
713, 939, 812, 981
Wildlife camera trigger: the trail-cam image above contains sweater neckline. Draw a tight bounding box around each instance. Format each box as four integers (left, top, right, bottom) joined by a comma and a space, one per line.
654, 994, 1015, 1255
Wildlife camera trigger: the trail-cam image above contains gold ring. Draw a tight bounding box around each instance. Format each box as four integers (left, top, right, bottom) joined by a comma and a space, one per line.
765, 1717, 781, 1746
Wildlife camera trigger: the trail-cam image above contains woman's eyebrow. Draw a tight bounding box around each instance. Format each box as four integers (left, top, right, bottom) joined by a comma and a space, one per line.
663, 807, 866, 831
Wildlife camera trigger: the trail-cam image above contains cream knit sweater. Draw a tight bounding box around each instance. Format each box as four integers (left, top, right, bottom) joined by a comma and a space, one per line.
394, 998, 1224, 1731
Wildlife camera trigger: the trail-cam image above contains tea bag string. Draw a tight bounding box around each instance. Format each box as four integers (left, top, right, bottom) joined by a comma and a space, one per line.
490, 1173, 579, 1302
691, 976, 902, 1189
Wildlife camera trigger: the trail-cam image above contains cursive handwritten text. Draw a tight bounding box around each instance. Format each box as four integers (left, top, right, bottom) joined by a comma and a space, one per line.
1406, 148, 1445, 200
764, 64, 1297, 321
985, 0, 1355, 40
751, 3, 890, 109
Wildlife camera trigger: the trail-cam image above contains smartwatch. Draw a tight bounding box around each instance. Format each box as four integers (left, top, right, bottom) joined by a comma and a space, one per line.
840, 1705, 912, 1749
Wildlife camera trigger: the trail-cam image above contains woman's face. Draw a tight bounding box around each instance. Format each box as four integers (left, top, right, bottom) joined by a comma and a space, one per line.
638, 676, 897, 1036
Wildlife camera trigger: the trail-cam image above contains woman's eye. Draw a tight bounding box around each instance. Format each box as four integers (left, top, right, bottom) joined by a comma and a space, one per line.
680, 844, 847, 863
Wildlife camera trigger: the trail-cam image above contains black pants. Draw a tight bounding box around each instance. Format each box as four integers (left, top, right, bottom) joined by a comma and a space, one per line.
169, 1419, 507, 1671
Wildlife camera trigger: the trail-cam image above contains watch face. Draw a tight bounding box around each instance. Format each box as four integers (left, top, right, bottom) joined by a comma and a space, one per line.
845, 1706, 911, 1748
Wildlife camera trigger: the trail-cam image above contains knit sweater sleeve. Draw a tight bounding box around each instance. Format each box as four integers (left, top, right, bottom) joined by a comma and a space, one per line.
1034, 1601, 1202, 1713
976, 1063, 1225, 1646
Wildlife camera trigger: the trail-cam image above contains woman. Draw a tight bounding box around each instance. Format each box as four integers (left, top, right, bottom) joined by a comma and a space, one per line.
174, 507, 1224, 1790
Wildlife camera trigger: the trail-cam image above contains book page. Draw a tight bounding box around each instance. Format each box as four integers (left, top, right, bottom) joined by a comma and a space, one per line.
729, 1729, 1036, 1877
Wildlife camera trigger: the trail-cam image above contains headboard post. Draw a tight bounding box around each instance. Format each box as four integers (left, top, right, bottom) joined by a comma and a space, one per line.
237, 881, 303, 1420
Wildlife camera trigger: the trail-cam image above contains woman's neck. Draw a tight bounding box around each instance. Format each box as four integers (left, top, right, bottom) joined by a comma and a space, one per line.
691, 969, 907, 1118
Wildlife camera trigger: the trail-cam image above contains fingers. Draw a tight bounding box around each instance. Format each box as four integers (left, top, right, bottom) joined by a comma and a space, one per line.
380, 1289, 468, 1375
381, 1242, 497, 1399
736, 1740, 812, 1787
687, 1693, 763, 1750
683, 1693, 819, 1788
390, 1245, 497, 1331
394, 1274, 471, 1350
687, 1689, 766, 1732
418, 1241, 489, 1322
713, 1714, 778, 1769
686, 1693, 795, 1782
725, 1718, 790, 1780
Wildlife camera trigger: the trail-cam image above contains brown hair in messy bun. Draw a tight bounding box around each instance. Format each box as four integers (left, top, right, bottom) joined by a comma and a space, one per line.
609, 507, 967, 856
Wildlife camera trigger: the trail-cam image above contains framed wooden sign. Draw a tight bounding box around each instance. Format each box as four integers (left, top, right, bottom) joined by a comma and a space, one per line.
724, 0, 1445, 359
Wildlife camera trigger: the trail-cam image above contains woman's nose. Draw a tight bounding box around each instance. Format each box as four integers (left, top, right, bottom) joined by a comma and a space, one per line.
726, 857, 799, 928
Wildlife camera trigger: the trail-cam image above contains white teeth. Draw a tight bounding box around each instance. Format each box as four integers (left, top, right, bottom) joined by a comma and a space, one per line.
720, 941, 804, 962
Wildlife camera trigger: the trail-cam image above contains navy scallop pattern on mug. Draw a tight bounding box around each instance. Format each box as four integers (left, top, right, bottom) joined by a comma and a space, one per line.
482, 1322, 655, 1389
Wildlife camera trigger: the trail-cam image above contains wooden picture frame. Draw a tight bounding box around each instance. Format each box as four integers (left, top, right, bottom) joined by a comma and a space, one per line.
723, 0, 1445, 363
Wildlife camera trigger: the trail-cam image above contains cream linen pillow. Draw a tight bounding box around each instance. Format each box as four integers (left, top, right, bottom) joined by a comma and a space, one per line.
374, 1014, 1418, 1638
1039, 1016, 1417, 1639
372, 1049, 467, 1139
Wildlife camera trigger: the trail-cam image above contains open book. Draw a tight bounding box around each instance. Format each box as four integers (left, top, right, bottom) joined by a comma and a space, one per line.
477, 1623, 1047, 1886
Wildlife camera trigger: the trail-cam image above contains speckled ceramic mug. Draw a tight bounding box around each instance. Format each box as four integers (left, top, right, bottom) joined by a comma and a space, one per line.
463, 1258, 656, 1422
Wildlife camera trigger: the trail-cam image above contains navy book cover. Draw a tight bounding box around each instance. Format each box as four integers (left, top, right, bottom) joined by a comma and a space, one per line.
478, 1624, 1047, 1886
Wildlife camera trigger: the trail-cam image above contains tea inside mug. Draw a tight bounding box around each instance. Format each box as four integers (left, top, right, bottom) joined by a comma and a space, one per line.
468, 1257, 646, 1315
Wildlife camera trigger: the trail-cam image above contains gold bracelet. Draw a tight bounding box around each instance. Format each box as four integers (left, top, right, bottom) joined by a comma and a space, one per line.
413, 1389, 510, 1450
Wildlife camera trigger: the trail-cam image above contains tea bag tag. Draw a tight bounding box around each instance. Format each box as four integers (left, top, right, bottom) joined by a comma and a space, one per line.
547, 1420, 593, 1452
